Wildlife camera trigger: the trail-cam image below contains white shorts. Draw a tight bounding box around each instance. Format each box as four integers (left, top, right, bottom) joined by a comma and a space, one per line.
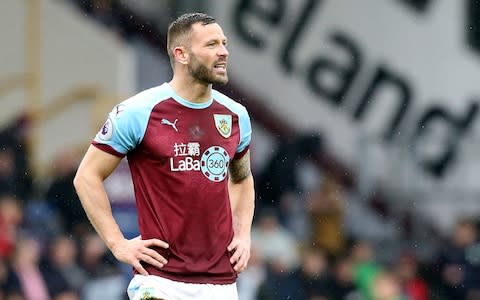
127, 274, 238, 300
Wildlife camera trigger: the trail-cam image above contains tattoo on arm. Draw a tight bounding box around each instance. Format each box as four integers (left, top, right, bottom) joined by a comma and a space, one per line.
229, 151, 252, 183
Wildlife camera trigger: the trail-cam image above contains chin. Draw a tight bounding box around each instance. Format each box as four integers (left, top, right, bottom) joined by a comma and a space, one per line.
214, 75, 229, 85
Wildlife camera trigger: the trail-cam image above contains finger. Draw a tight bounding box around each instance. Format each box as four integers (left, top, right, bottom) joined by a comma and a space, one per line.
133, 260, 149, 276
234, 253, 245, 271
234, 262, 245, 272
143, 248, 168, 264
242, 261, 249, 271
233, 252, 246, 271
239, 265, 247, 273
139, 254, 165, 269
235, 263, 246, 273
235, 250, 250, 272
237, 255, 249, 272
227, 239, 237, 252
145, 238, 169, 249
230, 248, 243, 265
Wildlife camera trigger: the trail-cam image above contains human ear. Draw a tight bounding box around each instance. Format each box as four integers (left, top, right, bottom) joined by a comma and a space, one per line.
174, 46, 189, 65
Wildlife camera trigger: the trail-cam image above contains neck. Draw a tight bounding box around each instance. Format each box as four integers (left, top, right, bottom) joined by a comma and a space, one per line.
169, 74, 212, 103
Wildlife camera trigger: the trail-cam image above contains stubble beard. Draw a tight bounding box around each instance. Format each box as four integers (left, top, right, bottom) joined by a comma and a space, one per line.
188, 55, 228, 85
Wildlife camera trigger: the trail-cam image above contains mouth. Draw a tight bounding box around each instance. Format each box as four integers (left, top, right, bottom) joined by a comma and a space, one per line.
213, 62, 227, 73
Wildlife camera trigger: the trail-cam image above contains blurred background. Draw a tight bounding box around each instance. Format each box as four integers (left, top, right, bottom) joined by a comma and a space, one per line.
1, 0, 480, 299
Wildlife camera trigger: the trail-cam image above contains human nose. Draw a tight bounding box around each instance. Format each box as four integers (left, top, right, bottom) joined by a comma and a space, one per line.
218, 44, 229, 57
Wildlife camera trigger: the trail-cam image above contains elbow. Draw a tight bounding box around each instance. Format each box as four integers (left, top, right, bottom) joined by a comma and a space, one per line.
73, 172, 80, 192
73, 170, 85, 192
73, 168, 103, 193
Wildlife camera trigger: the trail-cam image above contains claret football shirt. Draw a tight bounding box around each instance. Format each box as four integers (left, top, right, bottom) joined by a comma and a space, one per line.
92, 83, 251, 284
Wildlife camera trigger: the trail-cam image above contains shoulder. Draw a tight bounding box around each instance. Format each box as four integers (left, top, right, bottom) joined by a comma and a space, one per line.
96, 84, 173, 149
212, 89, 248, 117
119, 83, 173, 113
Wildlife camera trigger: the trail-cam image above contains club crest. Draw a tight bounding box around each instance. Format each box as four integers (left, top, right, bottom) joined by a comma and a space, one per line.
214, 114, 232, 138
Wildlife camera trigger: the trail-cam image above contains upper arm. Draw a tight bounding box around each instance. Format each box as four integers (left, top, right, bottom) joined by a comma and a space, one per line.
231, 104, 252, 183
76, 145, 123, 182
229, 150, 252, 183
93, 100, 152, 156
236, 108, 252, 159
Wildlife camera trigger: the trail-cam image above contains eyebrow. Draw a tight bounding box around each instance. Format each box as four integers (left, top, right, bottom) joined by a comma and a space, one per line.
205, 37, 228, 44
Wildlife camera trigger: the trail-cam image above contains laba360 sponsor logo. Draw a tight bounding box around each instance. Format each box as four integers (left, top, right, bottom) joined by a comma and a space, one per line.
170, 142, 201, 171
169, 142, 230, 182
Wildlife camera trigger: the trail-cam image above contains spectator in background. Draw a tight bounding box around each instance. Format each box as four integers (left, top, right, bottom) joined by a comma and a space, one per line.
251, 209, 300, 273
256, 259, 304, 300
394, 252, 428, 300
307, 175, 346, 258
0, 148, 16, 197
0, 115, 32, 200
325, 255, 356, 299
79, 233, 118, 278
350, 240, 382, 300
288, 247, 330, 300
45, 151, 90, 236
279, 191, 309, 243
256, 134, 322, 218
11, 235, 50, 300
436, 217, 479, 299
43, 235, 87, 294
371, 271, 406, 300
255, 248, 330, 300
80, 233, 125, 300
0, 257, 23, 299
0, 194, 23, 259
40, 264, 80, 300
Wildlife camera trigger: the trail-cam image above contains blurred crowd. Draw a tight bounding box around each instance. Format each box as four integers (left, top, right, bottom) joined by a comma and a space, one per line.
2, 1, 480, 299
238, 135, 480, 300
1, 116, 480, 300
0, 116, 125, 300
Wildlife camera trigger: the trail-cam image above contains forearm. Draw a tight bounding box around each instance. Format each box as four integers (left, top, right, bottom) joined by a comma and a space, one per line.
229, 175, 255, 237
73, 172, 124, 249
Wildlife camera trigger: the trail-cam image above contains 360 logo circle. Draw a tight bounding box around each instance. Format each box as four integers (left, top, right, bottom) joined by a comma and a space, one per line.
200, 146, 230, 182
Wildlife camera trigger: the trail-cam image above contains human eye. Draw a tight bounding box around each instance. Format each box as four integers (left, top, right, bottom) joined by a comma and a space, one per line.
206, 41, 216, 47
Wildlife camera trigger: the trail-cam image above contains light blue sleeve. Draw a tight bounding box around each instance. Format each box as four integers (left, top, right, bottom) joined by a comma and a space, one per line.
237, 106, 252, 154
93, 84, 172, 155
93, 100, 150, 155
212, 90, 252, 155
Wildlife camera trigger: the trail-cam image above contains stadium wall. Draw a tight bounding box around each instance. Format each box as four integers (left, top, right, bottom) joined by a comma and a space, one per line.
0, 0, 135, 172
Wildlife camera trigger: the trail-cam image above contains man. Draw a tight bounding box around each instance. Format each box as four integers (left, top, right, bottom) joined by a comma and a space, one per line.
73, 13, 255, 300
